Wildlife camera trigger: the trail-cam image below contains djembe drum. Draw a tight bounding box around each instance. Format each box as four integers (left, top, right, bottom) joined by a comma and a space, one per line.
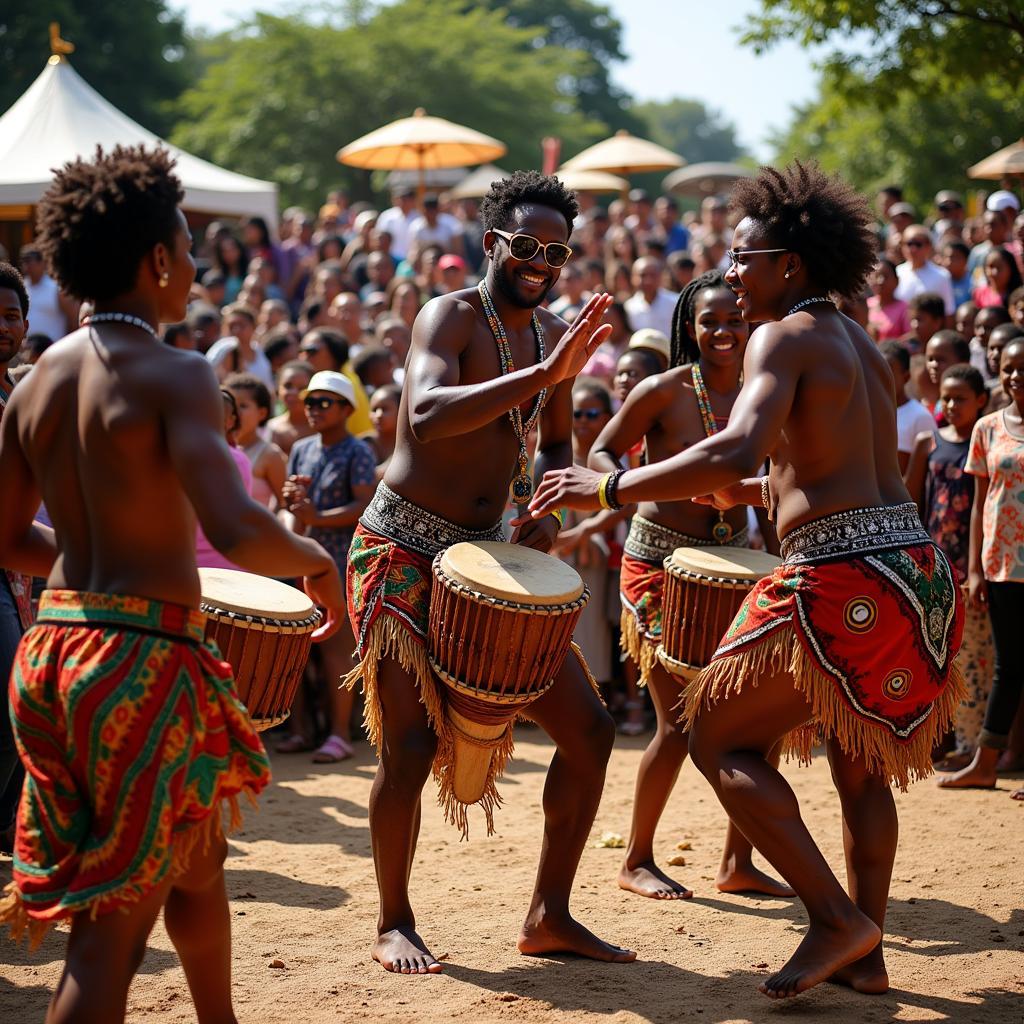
199, 568, 321, 731
657, 546, 781, 680
427, 541, 589, 805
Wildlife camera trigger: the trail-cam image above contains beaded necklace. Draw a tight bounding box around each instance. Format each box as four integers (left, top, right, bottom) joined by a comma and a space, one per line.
691, 359, 734, 544
787, 296, 833, 316
478, 281, 547, 507
84, 312, 159, 341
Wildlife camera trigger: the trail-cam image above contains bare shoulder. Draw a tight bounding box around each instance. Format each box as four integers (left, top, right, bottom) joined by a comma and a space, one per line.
640, 365, 691, 405
536, 304, 570, 342
412, 290, 480, 352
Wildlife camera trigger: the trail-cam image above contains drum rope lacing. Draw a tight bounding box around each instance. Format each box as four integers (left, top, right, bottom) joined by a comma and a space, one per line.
690, 360, 736, 544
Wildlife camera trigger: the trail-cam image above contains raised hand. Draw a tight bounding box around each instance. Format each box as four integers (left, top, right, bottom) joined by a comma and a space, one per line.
541, 293, 614, 384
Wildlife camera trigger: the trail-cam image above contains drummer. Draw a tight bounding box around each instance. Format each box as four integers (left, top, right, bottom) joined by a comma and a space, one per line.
589, 270, 792, 902
0, 146, 344, 1023
344, 170, 635, 973
526, 161, 964, 1000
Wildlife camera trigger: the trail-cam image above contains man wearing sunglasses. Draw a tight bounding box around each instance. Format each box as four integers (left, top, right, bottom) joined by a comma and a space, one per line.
343, 170, 634, 976
894, 226, 955, 319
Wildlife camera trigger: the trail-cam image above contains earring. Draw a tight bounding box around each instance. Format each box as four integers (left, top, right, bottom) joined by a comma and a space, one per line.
159, 272, 169, 288
784, 271, 791, 279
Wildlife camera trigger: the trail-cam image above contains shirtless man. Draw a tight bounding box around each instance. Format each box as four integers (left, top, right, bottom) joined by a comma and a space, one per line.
589, 270, 791, 903
0, 146, 343, 1024
344, 171, 635, 974
525, 162, 964, 1000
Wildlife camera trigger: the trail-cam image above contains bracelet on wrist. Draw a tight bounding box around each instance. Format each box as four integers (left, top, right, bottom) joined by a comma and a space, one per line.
599, 469, 625, 512
549, 507, 564, 528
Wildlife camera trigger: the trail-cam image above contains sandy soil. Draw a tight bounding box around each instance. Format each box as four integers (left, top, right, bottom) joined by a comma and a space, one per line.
2, 729, 1022, 1023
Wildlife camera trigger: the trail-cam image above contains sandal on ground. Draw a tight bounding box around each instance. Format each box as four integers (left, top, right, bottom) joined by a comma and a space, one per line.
312, 734, 353, 764
933, 751, 973, 772
619, 700, 646, 736
275, 734, 314, 754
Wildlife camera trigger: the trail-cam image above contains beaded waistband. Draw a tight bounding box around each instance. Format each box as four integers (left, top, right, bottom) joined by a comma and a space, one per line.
360, 482, 505, 559
35, 590, 206, 643
779, 502, 929, 565
624, 514, 749, 564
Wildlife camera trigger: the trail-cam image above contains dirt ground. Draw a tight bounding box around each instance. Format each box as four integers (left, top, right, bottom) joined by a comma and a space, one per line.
2, 728, 1022, 1023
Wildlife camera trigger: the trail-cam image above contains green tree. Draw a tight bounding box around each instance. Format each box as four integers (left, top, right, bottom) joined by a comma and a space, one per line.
172, 1, 606, 208
472, 0, 644, 134
770, 70, 1024, 210
0, 2, 190, 136
633, 98, 745, 165
743, 1, 1024, 101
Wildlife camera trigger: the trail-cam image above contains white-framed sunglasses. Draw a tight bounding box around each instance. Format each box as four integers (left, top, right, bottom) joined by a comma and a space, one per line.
726, 247, 789, 266
492, 229, 573, 268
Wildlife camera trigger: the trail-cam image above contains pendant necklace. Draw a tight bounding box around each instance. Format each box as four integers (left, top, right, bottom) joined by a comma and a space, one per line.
691, 360, 735, 544
478, 281, 547, 507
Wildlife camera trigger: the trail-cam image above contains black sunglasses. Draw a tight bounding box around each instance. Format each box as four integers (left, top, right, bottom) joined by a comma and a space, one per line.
573, 408, 604, 420
904, 239, 927, 248
299, 345, 323, 355
493, 230, 572, 268
304, 395, 345, 410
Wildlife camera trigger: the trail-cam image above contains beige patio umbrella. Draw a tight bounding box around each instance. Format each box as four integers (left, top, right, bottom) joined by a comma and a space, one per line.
968, 138, 1024, 180
448, 164, 509, 201
663, 162, 753, 198
556, 168, 629, 194
338, 108, 506, 203
560, 129, 684, 177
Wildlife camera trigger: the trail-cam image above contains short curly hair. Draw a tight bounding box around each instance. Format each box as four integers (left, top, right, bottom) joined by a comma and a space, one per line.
730, 160, 876, 298
0, 262, 29, 316
35, 145, 184, 301
479, 170, 578, 236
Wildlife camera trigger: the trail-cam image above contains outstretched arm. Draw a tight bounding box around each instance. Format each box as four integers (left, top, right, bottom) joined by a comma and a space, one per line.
407, 292, 612, 443
528, 324, 801, 516
587, 374, 668, 474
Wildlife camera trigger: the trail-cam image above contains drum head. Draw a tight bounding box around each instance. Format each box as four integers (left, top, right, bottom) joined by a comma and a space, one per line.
198, 568, 315, 620
439, 541, 584, 605
667, 545, 780, 581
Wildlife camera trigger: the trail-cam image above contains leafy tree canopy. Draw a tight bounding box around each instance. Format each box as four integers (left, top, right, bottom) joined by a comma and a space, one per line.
633, 98, 745, 165
0, 1, 190, 136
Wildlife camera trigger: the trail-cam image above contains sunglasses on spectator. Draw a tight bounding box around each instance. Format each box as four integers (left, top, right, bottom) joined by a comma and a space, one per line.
492, 230, 572, 268
299, 345, 323, 355
938, 203, 961, 212
573, 408, 605, 420
726, 248, 788, 265
304, 395, 345, 410
903, 239, 927, 248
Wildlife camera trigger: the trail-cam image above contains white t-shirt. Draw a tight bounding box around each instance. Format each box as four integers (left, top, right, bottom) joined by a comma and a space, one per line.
896, 398, 936, 454
376, 206, 419, 261
206, 337, 275, 391
624, 288, 678, 338
408, 212, 463, 252
24, 274, 67, 341
894, 260, 955, 315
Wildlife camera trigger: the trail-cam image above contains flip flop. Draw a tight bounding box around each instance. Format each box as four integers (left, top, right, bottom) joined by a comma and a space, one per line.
275, 734, 314, 754
312, 734, 353, 764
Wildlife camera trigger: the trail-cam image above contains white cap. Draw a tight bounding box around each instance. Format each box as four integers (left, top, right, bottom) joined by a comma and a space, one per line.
986, 190, 1020, 213
628, 328, 671, 363
302, 370, 355, 408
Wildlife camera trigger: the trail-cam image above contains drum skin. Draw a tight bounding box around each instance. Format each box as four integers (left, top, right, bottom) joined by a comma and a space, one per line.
199, 568, 320, 731
657, 546, 780, 679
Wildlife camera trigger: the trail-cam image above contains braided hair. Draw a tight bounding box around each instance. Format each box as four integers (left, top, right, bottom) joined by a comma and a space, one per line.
669, 269, 729, 368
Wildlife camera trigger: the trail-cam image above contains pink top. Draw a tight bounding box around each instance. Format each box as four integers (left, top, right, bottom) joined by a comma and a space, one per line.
244, 439, 275, 508
972, 284, 1008, 309
867, 296, 911, 340
195, 445, 252, 571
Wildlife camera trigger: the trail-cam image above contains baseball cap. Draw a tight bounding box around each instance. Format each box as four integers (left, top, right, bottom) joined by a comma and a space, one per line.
438, 254, 466, 272
934, 190, 962, 208
628, 328, 670, 363
888, 202, 917, 219
986, 190, 1020, 213
301, 370, 355, 407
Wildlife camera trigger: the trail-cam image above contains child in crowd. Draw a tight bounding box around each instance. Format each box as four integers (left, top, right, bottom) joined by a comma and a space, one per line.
267, 359, 315, 455
905, 365, 993, 771
921, 331, 971, 421
368, 382, 401, 477
867, 259, 910, 340
940, 339, 1024, 798
940, 241, 973, 309
973, 246, 1023, 310
955, 300, 978, 340
972, 304, 1012, 377
1009, 285, 1024, 328
904, 291, 946, 355
280, 370, 376, 763
984, 323, 1024, 411
881, 341, 936, 473
225, 372, 287, 510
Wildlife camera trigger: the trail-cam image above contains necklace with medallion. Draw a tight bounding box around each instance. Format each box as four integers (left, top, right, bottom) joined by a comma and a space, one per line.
478, 281, 548, 507
691, 360, 735, 544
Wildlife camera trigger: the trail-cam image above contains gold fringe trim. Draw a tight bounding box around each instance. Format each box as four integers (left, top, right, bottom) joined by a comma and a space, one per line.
570, 641, 605, 705
679, 623, 967, 791
0, 793, 250, 950
619, 609, 658, 688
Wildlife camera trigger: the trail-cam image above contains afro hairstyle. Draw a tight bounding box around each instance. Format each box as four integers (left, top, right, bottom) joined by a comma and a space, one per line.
0, 262, 29, 316
730, 160, 876, 299
479, 170, 578, 237
35, 145, 184, 301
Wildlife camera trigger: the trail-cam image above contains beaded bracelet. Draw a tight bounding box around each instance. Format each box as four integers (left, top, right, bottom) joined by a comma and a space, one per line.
599, 469, 625, 511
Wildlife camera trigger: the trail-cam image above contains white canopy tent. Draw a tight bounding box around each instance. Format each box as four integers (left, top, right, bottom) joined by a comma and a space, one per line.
0, 56, 279, 228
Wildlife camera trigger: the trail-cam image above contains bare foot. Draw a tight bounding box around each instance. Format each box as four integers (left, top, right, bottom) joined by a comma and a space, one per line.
759, 912, 880, 999
829, 944, 889, 995
1011, 788, 1024, 801
716, 863, 794, 898
618, 861, 692, 900
936, 763, 997, 789
372, 927, 443, 974
518, 912, 636, 963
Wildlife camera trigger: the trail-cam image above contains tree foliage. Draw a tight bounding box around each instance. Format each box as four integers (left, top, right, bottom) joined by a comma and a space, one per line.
172, 0, 607, 208
633, 98, 745, 165
743, 1, 1024, 102
470, 0, 644, 134
771, 70, 1024, 211
0, 1, 190, 136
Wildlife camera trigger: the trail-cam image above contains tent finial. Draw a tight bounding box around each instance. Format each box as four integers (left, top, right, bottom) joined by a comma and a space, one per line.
48, 23, 75, 64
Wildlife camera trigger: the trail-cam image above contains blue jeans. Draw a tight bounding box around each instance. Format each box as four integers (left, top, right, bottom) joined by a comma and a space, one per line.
0, 574, 25, 829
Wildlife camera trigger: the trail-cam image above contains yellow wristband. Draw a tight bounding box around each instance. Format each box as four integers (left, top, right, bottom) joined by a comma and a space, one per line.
598, 473, 613, 510
550, 508, 565, 527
